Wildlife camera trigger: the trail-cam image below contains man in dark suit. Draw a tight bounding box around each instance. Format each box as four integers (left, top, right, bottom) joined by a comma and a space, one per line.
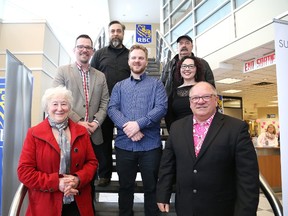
52, 34, 109, 212
156, 81, 259, 216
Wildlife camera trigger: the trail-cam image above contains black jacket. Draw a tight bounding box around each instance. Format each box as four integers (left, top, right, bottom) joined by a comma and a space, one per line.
90, 45, 131, 95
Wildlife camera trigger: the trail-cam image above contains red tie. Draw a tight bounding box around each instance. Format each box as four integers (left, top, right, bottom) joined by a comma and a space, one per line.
81, 70, 89, 121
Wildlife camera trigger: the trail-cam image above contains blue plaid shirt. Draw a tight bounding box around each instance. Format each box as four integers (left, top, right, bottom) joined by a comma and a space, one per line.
108, 73, 168, 151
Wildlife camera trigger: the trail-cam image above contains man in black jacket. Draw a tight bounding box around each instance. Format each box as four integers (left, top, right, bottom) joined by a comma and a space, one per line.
160, 35, 215, 97
90, 20, 131, 187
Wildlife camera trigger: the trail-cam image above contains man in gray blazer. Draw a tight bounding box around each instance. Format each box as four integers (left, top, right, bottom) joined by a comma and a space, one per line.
157, 81, 259, 216
52, 34, 109, 211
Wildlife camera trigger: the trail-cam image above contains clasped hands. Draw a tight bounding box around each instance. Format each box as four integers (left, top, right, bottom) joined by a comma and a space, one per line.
59, 174, 80, 197
78, 121, 98, 135
123, 121, 144, 141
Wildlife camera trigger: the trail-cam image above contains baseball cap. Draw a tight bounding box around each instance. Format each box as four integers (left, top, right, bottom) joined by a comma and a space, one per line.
176, 35, 193, 43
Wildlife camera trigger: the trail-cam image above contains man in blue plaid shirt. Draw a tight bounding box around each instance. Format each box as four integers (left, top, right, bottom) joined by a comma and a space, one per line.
108, 44, 167, 216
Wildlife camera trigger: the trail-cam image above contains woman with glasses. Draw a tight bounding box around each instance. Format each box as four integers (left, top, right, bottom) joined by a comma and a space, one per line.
165, 56, 205, 131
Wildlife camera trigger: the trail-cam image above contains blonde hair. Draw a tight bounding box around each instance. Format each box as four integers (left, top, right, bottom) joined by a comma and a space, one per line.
129, 44, 148, 60
266, 124, 276, 135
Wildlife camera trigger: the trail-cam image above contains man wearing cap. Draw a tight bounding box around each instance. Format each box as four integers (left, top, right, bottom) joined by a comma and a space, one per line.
160, 35, 215, 97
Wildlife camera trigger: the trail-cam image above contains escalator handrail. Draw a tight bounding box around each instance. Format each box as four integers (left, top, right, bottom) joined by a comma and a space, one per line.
259, 173, 283, 216
8, 183, 27, 216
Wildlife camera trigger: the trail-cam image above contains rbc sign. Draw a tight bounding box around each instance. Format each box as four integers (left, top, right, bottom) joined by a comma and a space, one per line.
136, 24, 152, 44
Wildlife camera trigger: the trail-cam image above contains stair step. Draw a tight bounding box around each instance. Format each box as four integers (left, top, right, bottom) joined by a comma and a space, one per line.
95, 180, 144, 193
95, 202, 176, 215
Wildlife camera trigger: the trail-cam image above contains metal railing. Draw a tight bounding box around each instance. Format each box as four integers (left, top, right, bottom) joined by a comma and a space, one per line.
259, 173, 283, 216
155, 30, 176, 66
93, 27, 106, 51
9, 174, 283, 216
8, 183, 27, 216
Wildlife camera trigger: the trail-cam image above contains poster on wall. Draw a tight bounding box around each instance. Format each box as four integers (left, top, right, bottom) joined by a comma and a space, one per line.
136, 24, 152, 44
257, 119, 279, 134
217, 95, 224, 113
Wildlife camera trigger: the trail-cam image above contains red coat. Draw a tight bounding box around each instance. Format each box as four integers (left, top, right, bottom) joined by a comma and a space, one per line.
18, 118, 98, 216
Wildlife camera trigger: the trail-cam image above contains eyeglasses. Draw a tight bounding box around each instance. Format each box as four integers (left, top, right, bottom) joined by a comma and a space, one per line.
181, 64, 196, 70
189, 94, 216, 103
76, 45, 93, 51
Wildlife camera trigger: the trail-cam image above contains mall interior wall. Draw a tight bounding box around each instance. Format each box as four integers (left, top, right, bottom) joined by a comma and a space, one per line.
0, 21, 71, 126
194, 0, 288, 70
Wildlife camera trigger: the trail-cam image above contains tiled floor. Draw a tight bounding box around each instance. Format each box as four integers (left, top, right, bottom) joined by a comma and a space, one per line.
257, 192, 282, 216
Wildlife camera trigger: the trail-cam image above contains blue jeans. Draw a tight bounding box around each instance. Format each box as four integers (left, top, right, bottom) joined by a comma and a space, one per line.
115, 147, 162, 216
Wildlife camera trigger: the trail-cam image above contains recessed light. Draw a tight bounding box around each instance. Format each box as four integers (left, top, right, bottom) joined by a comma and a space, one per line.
216, 78, 242, 84
222, 89, 242, 93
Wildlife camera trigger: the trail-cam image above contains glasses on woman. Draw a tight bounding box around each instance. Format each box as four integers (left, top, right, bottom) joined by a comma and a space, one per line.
181, 64, 196, 70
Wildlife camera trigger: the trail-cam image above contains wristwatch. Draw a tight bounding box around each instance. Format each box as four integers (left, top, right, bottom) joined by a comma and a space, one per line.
93, 117, 100, 126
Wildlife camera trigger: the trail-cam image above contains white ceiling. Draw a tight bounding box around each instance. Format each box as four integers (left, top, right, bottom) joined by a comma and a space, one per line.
2, 0, 278, 120
2, 0, 160, 56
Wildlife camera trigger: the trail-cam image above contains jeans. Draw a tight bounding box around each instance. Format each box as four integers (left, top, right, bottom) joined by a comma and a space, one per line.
116, 147, 162, 216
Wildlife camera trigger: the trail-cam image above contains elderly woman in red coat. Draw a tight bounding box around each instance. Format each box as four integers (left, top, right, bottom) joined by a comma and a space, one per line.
17, 86, 98, 216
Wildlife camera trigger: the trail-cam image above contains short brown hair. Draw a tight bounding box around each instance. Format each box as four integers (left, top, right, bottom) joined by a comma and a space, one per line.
75, 34, 93, 47
108, 20, 126, 31
129, 44, 148, 60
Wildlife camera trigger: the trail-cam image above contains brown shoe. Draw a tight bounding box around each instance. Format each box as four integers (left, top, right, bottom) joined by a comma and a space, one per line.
96, 178, 111, 187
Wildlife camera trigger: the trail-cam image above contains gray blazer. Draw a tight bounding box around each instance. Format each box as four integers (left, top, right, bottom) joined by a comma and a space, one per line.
52, 63, 109, 145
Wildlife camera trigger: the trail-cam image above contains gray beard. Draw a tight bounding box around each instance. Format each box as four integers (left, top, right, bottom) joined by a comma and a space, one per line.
110, 38, 122, 48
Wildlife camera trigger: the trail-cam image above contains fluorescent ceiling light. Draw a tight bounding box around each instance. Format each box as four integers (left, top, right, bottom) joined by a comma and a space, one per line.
270, 100, 278, 103
222, 89, 242, 94
216, 78, 242, 84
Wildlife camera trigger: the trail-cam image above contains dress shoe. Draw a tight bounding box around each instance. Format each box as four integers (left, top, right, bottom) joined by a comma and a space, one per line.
96, 178, 111, 187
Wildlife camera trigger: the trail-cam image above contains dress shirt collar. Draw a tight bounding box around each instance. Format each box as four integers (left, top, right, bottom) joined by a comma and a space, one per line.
76, 62, 90, 72
193, 112, 216, 126
130, 72, 147, 82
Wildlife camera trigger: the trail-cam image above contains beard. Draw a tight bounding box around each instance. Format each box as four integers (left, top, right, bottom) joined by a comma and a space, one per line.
130, 65, 146, 74
180, 47, 188, 52
110, 38, 122, 48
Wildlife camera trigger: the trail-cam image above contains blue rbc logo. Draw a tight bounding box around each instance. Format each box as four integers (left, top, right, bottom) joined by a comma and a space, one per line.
136, 24, 152, 44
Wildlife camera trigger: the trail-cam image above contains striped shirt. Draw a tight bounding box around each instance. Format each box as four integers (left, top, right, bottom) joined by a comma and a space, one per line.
76, 62, 90, 121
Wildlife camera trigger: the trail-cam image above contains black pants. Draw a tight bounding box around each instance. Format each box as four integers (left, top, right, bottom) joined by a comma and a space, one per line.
62, 201, 80, 216
116, 147, 162, 216
97, 116, 114, 179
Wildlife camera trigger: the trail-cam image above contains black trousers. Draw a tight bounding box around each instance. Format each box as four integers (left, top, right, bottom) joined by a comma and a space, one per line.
62, 201, 80, 216
97, 116, 114, 179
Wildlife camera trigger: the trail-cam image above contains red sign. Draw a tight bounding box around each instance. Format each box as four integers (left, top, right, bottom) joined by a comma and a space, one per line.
243, 53, 275, 73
